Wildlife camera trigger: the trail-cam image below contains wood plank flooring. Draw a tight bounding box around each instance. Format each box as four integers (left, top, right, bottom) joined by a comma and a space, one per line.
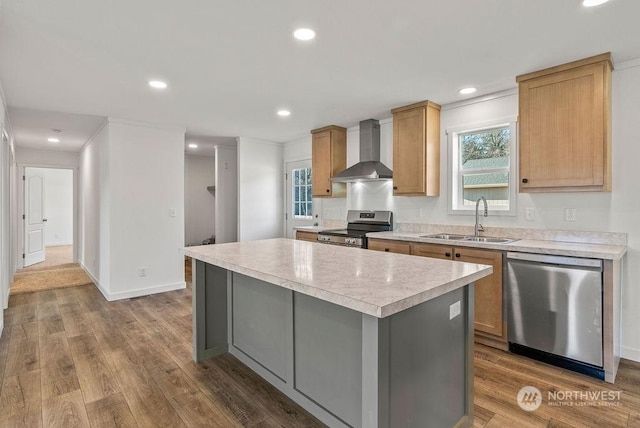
0, 277, 638, 427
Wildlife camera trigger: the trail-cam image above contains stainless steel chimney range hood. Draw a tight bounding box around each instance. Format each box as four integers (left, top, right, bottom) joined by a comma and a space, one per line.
330, 119, 393, 182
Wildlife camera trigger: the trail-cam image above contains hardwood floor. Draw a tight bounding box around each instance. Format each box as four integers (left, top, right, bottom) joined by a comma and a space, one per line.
1, 278, 639, 427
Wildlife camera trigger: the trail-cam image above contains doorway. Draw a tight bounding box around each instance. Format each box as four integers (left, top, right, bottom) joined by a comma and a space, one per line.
21, 167, 74, 270
285, 159, 314, 238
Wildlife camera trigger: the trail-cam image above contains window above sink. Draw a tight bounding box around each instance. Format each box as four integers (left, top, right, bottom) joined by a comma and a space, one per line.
447, 118, 518, 217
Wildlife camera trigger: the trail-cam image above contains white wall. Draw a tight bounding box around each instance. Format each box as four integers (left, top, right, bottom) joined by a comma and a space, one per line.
15, 148, 79, 168
282, 61, 640, 361
185, 155, 215, 246
0, 83, 11, 331
79, 122, 109, 286
237, 137, 283, 241
107, 120, 185, 299
79, 119, 186, 300
26, 167, 73, 246
214, 145, 237, 244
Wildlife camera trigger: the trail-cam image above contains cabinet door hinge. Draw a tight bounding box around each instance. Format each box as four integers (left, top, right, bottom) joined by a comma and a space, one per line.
22, 214, 25, 220
23, 175, 25, 181
284, 173, 288, 180
22, 253, 25, 259
285, 213, 288, 220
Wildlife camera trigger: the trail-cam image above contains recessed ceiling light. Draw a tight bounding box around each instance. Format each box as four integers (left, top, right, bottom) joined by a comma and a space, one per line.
459, 87, 477, 95
148, 80, 168, 89
277, 110, 291, 117
582, 0, 609, 7
47, 137, 60, 143
293, 28, 315, 41
188, 143, 198, 148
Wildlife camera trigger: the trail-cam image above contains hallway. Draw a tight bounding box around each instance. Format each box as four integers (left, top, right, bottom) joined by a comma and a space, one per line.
11, 246, 92, 295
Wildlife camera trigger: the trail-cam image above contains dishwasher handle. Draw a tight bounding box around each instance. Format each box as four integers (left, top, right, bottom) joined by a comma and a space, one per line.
507, 252, 602, 270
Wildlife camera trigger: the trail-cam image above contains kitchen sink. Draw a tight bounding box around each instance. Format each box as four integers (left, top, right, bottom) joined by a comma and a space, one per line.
420, 233, 467, 240
463, 236, 515, 243
421, 234, 516, 244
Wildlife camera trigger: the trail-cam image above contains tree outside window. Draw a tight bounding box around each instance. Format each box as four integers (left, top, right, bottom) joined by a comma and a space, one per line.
449, 120, 517, 215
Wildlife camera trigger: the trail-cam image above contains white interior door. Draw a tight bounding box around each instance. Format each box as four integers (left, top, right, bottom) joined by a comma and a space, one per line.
24, 169, 46, 267
285, 160, 314, 238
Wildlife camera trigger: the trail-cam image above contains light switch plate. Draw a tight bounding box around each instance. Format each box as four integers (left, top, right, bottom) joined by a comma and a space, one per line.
169, 208, 177, 217
450, 300, 461, 320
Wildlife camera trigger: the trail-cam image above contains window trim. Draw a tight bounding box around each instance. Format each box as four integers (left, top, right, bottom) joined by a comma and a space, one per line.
292, 166, 313, 219
447, 117, 517, 216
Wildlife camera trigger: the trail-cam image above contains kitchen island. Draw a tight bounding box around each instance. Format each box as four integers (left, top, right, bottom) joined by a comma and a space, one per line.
184, 238, 492, 428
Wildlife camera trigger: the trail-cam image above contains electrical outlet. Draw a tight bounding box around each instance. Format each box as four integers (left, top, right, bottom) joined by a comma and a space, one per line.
449, 300, 461, 320
55, 233, 60, 239
138, 267, 147, 277
565, 208, 577, 222
525, 208, 535, 221
169, 208, 177, 217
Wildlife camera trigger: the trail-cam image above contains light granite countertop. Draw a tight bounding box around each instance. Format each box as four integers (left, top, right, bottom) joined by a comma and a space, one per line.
184, 238, 492, 318
367, 232, 627, 260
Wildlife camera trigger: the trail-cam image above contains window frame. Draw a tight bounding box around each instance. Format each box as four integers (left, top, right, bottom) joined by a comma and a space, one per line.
447, 117, 517, 216
291, 166, 313, 219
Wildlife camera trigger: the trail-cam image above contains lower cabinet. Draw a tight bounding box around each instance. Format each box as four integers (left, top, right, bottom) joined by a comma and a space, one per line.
412, 243, 506, 346
367, 239, 411, 255
296, 231, 319, 242
369, 239, 506, 347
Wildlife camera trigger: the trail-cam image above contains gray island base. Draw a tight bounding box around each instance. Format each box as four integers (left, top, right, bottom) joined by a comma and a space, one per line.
186, 239, 492, 428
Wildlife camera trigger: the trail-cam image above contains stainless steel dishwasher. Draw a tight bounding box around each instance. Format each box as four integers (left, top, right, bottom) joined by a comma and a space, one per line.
506, 252, 604, 379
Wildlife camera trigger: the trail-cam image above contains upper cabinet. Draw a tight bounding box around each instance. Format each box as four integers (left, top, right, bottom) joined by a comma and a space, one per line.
391, 101, 441, 196
517, 53, 613, 193
311, 125, 347, 198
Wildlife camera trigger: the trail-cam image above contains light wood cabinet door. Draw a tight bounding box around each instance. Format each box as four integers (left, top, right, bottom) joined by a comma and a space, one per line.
454, 247, 504, 338
411, 243, 453, 260
517, 53, 612, 192
311, 126, 346, 198
391, 101, 440, 196
411, 243, 505, 342
295, 231, 318, 242
367, 239, 411, 255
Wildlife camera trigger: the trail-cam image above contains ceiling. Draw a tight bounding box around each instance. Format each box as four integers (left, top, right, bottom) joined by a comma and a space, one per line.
1, 0, 639, 151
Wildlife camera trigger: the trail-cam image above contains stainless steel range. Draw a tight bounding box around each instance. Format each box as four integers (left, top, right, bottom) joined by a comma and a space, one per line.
317, 210, 393, 248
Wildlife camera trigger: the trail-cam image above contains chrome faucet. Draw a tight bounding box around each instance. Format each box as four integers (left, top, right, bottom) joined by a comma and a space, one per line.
475, 196, 488, 237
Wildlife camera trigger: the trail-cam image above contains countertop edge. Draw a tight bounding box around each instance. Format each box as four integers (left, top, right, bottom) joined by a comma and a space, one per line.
366, 232, 627, 260
184, 244, 493, 318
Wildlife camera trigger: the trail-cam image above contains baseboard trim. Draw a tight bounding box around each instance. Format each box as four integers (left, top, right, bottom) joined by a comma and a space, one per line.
622, 345, 640, 363
79, 263, 186, 301
106, 281, 187, 301
79, 263, 109, 300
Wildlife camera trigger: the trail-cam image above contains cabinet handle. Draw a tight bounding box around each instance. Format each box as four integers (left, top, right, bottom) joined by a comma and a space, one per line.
445, 252, 451, 257
326, 189, 330, 193
455, 253, 461, 258
393, 186, 398, 190
522, 178, 528, 184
